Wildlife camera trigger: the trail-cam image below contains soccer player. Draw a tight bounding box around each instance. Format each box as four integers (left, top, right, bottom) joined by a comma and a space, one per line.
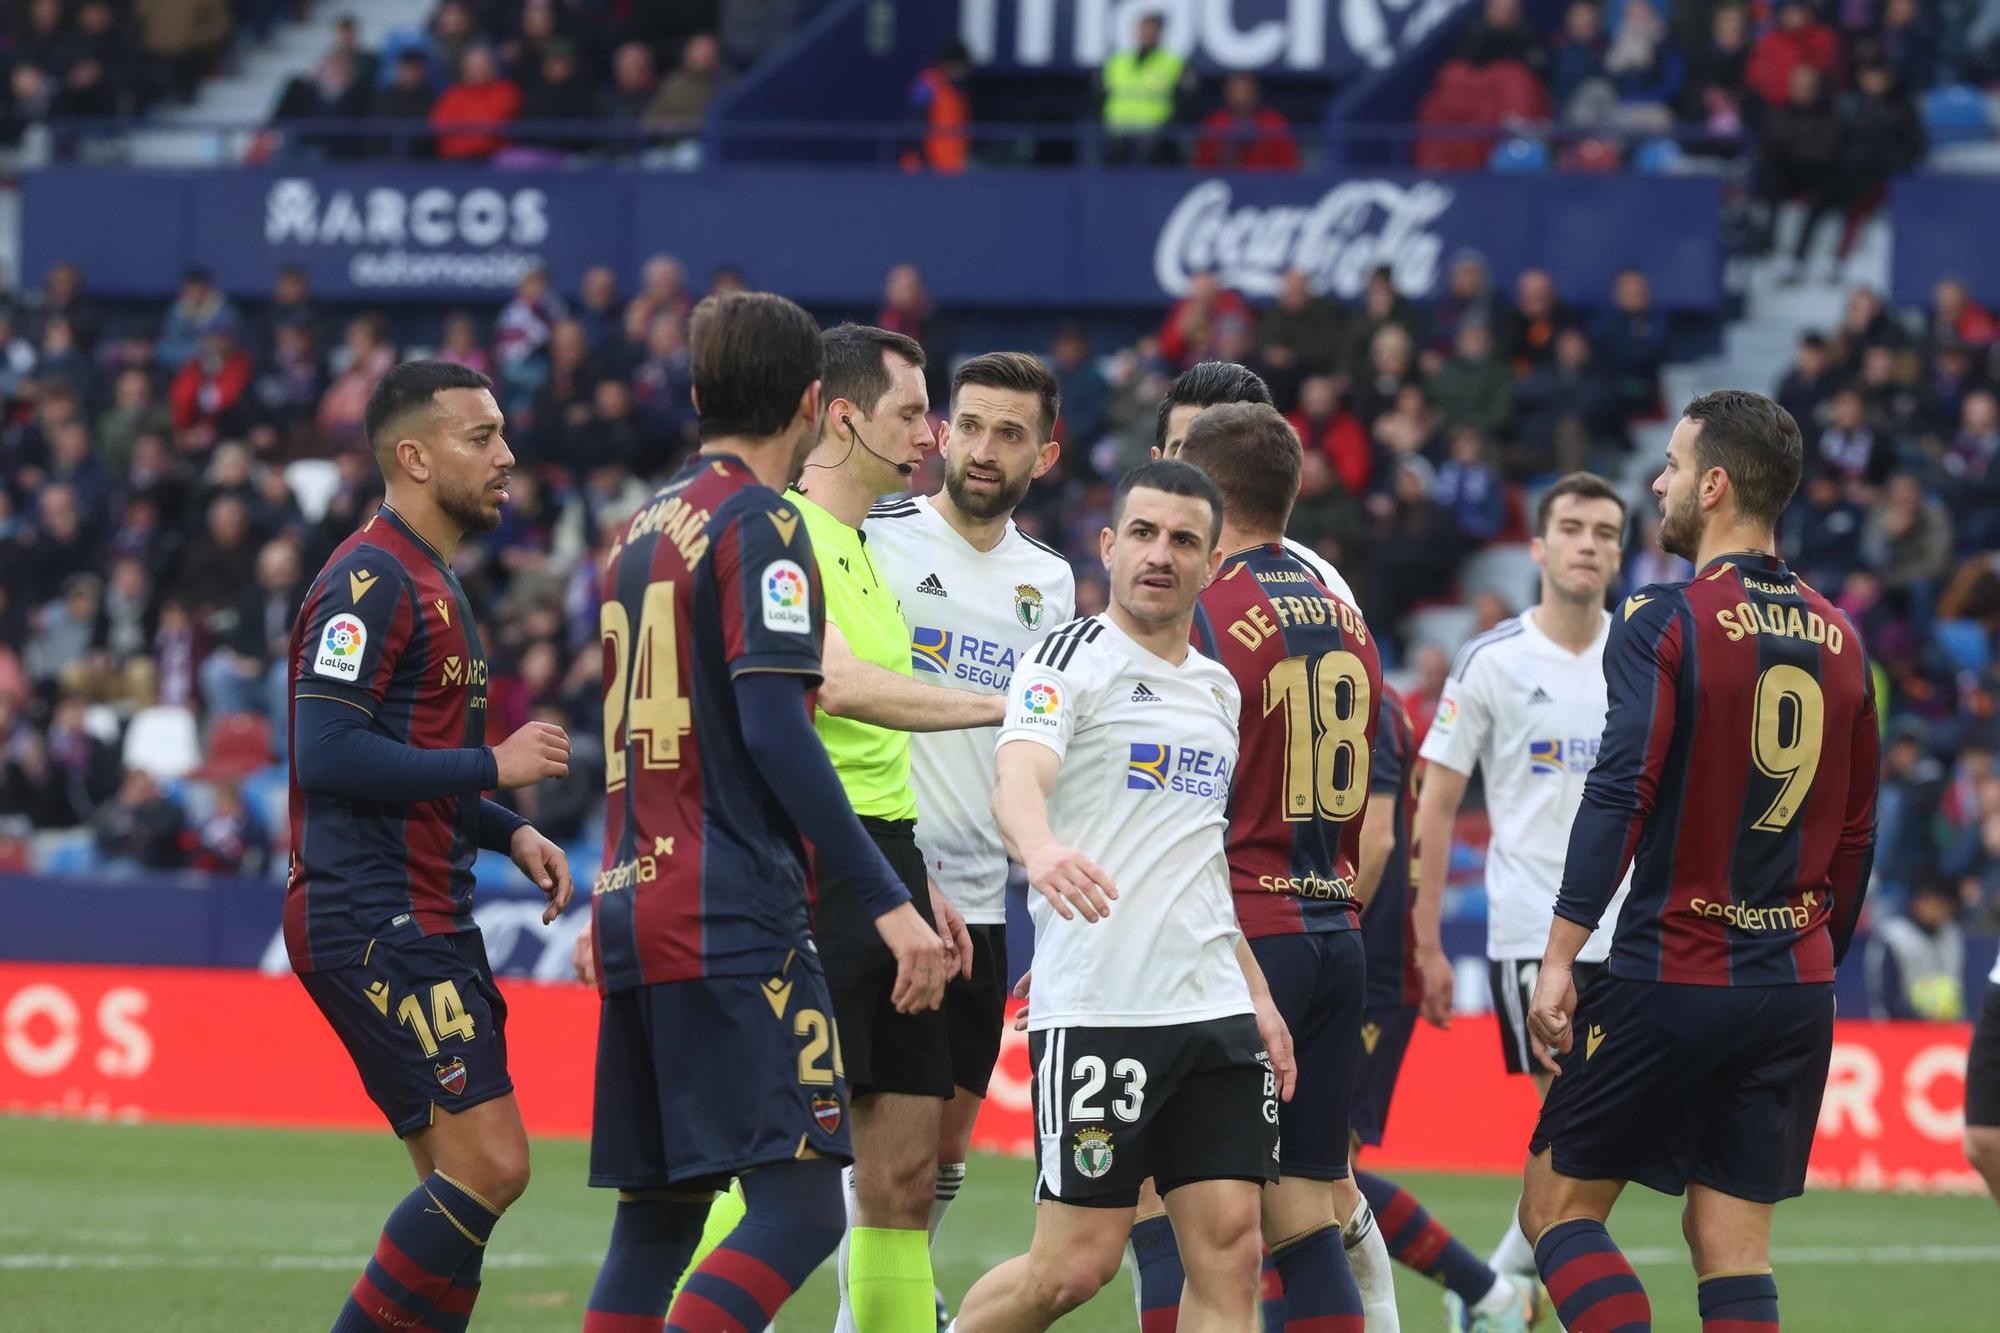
956, 459, 1296, 1332
860, 351, 1076, 1315
1965, 953, 2000, 1208
792, 323, 1008, 1331
1351, 683, 1538, 1330
581, 292, 948, 1332
1521, 390, 1879, 1332
287, 360, 576, 1332
1412, 470, 1630, 1301
1180, 404, 1386, 1333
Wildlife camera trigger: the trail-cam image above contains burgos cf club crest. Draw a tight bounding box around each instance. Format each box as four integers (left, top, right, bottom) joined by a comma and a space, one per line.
434, 1058, 468, 1097
1014, 583, 1045, 631
811, 1094, 843, 1135
1073, 1127, 1114, 1179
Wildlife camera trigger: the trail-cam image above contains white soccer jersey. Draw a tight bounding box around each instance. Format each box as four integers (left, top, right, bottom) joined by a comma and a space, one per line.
999, 614, 1251, 1029
865, 494, 1076, 923
1282, 536, 1359, 609
1418, 610, 1632, 963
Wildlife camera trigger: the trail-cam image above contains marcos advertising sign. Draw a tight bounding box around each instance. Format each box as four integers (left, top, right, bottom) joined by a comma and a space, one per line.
0, 964, 1979, 1193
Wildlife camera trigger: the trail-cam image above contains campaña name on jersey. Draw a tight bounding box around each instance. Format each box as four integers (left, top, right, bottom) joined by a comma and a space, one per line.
911, 626, 1019, 689
1125, 742, 1233, 799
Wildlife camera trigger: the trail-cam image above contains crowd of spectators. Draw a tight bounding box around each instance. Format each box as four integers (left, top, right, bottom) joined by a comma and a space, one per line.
0, 248, 1994, 956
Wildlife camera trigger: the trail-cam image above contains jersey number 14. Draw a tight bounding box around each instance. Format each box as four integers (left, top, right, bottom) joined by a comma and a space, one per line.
1263, 650, 1371, 824
602, 582, 694, 792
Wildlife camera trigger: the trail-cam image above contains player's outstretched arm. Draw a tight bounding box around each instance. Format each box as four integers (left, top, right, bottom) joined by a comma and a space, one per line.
1411, 762, 1470, 1027
292, 698, 566, 801
734, 670, 946, 1012
993, 740, 1118, 923
1352, 790, 1397, 911
817, 621, 1008, 732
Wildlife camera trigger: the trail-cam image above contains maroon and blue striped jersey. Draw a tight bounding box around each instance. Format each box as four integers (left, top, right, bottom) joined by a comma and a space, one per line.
589, 453, 827, 993
1192, 543, 1383, 939
1361, 684, 1422, 1009
284, 506, 491, 973
1555, 552, 1879, 986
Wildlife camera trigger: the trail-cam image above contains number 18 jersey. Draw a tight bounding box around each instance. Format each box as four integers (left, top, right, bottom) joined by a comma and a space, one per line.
1191, 544, 1383, 939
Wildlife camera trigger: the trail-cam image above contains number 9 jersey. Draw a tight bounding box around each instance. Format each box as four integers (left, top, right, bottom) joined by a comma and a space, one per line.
1190, 543, 1384, 940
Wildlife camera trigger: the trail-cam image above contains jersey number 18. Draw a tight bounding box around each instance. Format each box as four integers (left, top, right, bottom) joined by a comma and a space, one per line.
1263, 651, 1371, 824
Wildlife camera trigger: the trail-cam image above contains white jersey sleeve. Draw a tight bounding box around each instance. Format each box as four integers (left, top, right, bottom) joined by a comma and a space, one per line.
1418, 642, 1497, 778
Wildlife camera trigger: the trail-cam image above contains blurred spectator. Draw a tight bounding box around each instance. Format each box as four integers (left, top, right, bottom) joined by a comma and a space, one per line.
92, 768, 185, 869
528, 320, 598, 462
1757, 64, 1843, 277
37, 263, 101, 354
598, 41, 658, 123
1776, 332, 1837, 445
260, 266, 320, 354
1679, 3, 1750, 127
428, 2, 479, 78
519, 42, 595, 153
273, 43, 371, 159
1367, 459, 1460, 649
1946, 772, 2000, 916
252, 323, 326, 444
0, 310, 34, 398
436, 311, 494, 377
1160, 273, 1255, 373
1342, 267, 1424, 378
315, 315, 394, 454
1785, 472, 1866, 590
1456, 0, 1547, 75
1877, 0, 1937, 95
199, 536, 302, 723
878, 263, 952, 402
372, 49, 438, 157
1193, 73, 1301, 171
1260, 270, 1344, 409
1288, 375, 1372, 497
169, 330, 253, 445
188, 778, 268, 876
432, 48, 520, 161
1747, 0, 1841, 109
1047, 325, 1108, 448
1928, 279, 1998, 355
26, 573, 102, 687
1864, 881, 1966, 1020
1516, 326, 1619, 477
1592, 268, 1667, 420
1431, 252, 1497, 357
572, 267, 623, 348
1875, 719, 1946, 899
1434, 427, 1506, 544
1499, 268, 1572, 374
1603, 0, 1683, 132
1550, 1, 1609, 114
48, 419, 108, 524
1100, 14, 1188, 165
1834, 62, 1925, 264
19, 483, 95, 609
649, 31, 733, 149
1944, 390, 2000, 553
135, 0, 233, 102
636, 254, 693, 326
899, 40, 970, 173
632, 312, 696, 452
1353, 324, 1422, 428
1816, 387, 1893, 490
99, 556, 153, 666
151, 598, 199, 710
1862, 474, 1954, 600
178, 494, 255, 615
36, 316, 90, 398
157, 267, 237, 370
1372, 383, 1441, 461
497, 266, 567, 395
1427, 321, 1513, 440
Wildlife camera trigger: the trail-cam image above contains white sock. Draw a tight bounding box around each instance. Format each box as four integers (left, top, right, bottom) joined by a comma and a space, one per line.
929, 1161, 966, 1249
1487, 1195, 1537, 1277
1471, 1271, 1519, 1316
1341, 1198, 1402, 1332
834, 1164, 861, 1333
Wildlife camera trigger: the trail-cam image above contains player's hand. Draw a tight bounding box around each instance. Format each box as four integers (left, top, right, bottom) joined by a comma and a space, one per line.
571, 930, 595, 987
929, 878, 975, 982
493, 721, 570, 788
510, 825, 573, 924
1012, 968, 1032, 1031
1417, 942, 1455, 1030
1526, 962, 1578, 1076
1253, 990, 1298, 1103
1023, 842, 1118, 923
875, 901, 948, 1014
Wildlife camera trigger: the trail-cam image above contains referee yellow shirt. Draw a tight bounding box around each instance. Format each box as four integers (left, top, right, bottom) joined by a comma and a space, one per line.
789, 490, 918, 821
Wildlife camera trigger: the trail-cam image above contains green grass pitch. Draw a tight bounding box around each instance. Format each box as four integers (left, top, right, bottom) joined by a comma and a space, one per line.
2, 1117, 1997, 1330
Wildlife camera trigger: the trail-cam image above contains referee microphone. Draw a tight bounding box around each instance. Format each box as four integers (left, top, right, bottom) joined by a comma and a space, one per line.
843, 414, 916, 476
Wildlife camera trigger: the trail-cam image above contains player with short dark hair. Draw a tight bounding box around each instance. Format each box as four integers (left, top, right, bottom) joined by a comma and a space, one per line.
1154, 359, 1274, 455
580, 291, 948, 1333
289, 359, 576, 1332
1520, 390, 1878, 1332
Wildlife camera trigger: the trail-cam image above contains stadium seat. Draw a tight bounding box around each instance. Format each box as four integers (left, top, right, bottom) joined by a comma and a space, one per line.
1632, 137, 1683, 173
121, 705, 202, 782
197, 713, 274, 781
1489, 137, 1551, 172
1923, 86, 1992, 147
33, 828, 99, 875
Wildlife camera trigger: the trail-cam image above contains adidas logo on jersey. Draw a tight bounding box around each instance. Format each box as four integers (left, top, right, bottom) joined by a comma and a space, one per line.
917, 573, 948, 596
1527, 687, 1553, 705
1130, 683, 1160, 703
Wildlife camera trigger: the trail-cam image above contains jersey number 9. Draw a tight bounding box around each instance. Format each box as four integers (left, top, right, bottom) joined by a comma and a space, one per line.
1750, 664, 1824, 833
602, 581, 695, 792
1263, 651, 1372, 824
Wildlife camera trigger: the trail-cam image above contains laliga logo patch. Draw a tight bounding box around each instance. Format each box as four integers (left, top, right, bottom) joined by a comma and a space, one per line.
314, 615, 367, 681
1072, 1127, 1114, 1180
1018, 681, 1061, 726
761, 559, 811, 634
811, 1094, 843, 1135
1434, 695, 1458, 727
434, 1057, 468, 1097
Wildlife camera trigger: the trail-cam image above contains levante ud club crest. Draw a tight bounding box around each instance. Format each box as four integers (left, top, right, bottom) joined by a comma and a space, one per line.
811, 1094, 843, 1135
434, 1058, 468, 1096
1015, 584, 1044, 631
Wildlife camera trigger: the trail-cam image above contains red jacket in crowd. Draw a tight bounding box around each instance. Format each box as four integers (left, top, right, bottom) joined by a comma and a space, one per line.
1747, 21, 1840, 107
1288, 408, 1373, 495
170, 347, 252, 432
1192, 108, 1301, 171
432, 78, 523, 160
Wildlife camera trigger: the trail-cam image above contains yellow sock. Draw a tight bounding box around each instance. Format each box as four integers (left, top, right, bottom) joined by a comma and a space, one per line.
848, 1225, 933, 1332
672, 1181, 747, 1302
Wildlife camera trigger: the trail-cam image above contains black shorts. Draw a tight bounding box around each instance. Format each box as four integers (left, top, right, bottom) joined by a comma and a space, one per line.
1967, 982, 2000, 1128
946, 923, 1008, 1098
297, 931, 512, 1138
1350, 1004, 1420, 1148
1252, 930, 1365, 1180
1030, 1015, 1279, 1209
1491, 957, 1602, 1075
588, 948, 853, 1192
814, 816, 953, 1100
1529, 974, 1834, 1203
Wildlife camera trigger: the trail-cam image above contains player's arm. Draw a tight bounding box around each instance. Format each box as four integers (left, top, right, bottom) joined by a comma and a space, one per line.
1409, 760, 1469, 1026
1234, 934, 1297, 1102
817, 620, 1006, 732
1826, 667, 1881, 967
1353, 692, 1406, 910
994, 739, 1117, 922
479, 799, 573, 924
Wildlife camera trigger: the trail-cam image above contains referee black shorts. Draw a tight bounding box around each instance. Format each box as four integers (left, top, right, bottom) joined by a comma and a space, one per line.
946, 922, 1009, 1098
813, 816, 954, 1100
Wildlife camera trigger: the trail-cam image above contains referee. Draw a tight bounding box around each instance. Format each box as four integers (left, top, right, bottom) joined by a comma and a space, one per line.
793, 323, 1004, 1332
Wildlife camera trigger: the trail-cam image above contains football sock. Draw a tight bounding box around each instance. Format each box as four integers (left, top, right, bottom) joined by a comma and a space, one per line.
1356, 1170, 1506, 1307
846, 1223, 935, 1333
1489, 1195, 1538, 1276
582, 1197, 710, 1332
1271, 1223, 1363, 1332
835, 1166, 861, 1333
667, 1158, 845, 1332
329, 1172, 499, 1333
1339, 1196, 1399, 1330
1128, 1213, 1184, 1333
1534, 1218, 1650, 1333
1258, 1249, 1285, 1332
677, 1182, 747, 1307
928, 1161, 965, 1248
1698, 1270, 1779, 1331
427, 1247, 483, 1333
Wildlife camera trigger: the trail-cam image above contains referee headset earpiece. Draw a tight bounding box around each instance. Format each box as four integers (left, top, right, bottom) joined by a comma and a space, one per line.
842, 413, 916, 478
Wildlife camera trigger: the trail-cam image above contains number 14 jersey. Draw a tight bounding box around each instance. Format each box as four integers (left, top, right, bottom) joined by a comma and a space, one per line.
1192, 544, 1384, 939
